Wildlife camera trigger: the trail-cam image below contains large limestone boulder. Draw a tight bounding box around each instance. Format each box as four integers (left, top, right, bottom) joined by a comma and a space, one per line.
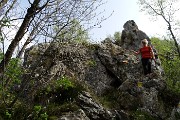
97, 41, 168, 119
57, 109, 90, 120
21, 20, 179, 119
120, 20, 151, 51
22, 41, 169, 119
119, 20, 163, 75
23, 42, 115, 98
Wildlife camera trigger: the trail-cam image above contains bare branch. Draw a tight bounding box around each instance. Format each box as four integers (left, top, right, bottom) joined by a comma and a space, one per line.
138, 0, 180, 57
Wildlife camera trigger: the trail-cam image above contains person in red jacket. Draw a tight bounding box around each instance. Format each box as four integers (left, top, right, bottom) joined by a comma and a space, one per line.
134, 39, 155, 75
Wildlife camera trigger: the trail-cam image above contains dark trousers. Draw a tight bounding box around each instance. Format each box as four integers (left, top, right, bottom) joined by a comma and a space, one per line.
141, 58, 152, 75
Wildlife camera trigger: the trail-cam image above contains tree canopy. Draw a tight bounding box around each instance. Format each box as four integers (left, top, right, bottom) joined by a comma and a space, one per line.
138, 0, 180, 57
0, 0, 107, 73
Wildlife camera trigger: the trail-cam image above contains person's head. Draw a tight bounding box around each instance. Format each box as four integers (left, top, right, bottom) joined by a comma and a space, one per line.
141, 39, 148, 46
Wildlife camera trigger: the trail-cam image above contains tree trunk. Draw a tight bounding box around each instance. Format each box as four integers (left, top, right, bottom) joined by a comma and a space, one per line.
168, 25, 180, 57
0, 0, 41, 73
16, 40, 30, 59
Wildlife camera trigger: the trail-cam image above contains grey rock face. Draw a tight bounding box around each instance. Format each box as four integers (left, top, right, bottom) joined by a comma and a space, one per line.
23, 42, 115, 98
120, 20, 164, 76
58, 109, 90, 120
120, 20, 151, 51
77, 91, 130, 120
22, 20, 178, 120
77, 91, 115, 120
23, 41, 168, 119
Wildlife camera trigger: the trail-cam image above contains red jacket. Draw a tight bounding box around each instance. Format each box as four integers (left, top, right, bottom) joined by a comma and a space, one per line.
140, 46, 153, 59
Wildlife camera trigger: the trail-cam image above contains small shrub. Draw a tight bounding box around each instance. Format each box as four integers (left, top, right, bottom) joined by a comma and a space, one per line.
5, 110, 12, 119
55, 76, 74, 90
34, 76, 85, 105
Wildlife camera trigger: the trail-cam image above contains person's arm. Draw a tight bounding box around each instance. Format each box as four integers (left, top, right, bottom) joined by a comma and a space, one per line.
132, 50, 140, 55
131, 49, 140, 55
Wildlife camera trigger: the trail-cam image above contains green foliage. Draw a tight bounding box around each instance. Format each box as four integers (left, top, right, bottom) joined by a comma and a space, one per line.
32, 76, 86, 119
0, 52, 3, 61
151, 37, 180, 94
151, 37, 175, 55
0, 100, 77, 120
0, 58, 23, 106
114, 31, 121, 44
5, 58, 23, 85
40, 112, 48, 120
10, 102, 30, 120
0, 55, 24, 115
0, 53, 25, 118
0, 57, 23, 88
5, 110, 12, 119
38, 76, 75, 96
103, 31, 121, 44
54, 76, 74, 90
0, 72, 85, 119
164, 58, 180, 93
35, 76, 85, 105
0, 102, 27, 120
54, 19, 89, 43
32, 105, 48, 120
34, 105, 42, 114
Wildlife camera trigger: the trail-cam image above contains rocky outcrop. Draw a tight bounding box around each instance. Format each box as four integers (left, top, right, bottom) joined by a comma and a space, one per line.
120, 20, 163, 75
77, 91, 115, 120
22, 42, 170, 119
58, 109, 90, 120
21, 20, 179, 119
77, 91, 131, 120
23, 42, 114, 97
120, 20, 151, 51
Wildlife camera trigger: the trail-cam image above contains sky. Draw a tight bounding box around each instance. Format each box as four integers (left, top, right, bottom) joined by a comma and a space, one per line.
2, 0, 180, 56
4, 0, 178, 49
18, 0, 169, 43
89, 0, 168, 42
